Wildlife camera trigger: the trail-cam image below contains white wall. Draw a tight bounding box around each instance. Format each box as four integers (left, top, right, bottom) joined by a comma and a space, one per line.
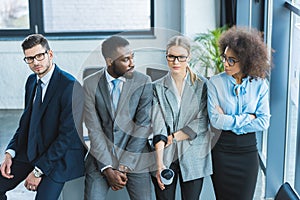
182, 0, 218, 38
0, 0, 218, 109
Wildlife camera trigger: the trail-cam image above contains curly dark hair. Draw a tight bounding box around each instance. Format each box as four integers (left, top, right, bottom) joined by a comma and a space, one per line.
218, 26, 271, 79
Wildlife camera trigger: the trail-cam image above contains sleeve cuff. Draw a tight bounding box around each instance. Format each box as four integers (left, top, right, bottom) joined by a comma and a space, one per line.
35, 166, 44, 175
5, 149, 15, 158
153, 135, 167, 145
181, 126, 197, 139
100, 165, 112, 173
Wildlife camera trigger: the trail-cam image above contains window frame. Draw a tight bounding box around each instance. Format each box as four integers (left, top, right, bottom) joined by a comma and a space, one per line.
0, 0, 154, 40
284, 0, 300, 194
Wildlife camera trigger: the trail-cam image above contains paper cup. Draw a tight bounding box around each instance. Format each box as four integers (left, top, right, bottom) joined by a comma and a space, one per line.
160, 168, 174, 185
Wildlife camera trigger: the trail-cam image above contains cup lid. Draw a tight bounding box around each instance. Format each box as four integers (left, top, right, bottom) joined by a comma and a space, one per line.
161, 169, 173, 180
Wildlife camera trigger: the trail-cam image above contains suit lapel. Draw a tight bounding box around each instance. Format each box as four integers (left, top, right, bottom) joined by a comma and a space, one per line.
38, 66, 60, 118
177, 76, 196, 126
97, 74, 114, 119
24, 77, 38, 123
28, 78, 37, 109
163, 74, 179, 119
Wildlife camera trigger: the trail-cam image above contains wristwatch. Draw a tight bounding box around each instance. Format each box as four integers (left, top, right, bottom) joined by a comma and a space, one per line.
33, 167, 43, 178
118, 165, 130, 173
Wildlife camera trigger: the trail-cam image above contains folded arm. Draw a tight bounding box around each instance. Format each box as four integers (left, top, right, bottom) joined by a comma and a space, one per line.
232, 83, 271, 134
207, 81, 253, 130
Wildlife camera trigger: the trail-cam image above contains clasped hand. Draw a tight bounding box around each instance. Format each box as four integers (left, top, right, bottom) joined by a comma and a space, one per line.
103, 168, 128, 191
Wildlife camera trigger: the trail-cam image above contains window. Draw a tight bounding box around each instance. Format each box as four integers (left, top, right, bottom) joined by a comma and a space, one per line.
284, 0, 300, 186
0, 0, 29, 30
0, 0, 154, 39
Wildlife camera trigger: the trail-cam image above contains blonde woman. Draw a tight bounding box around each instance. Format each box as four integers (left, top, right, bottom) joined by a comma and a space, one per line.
151, 35, 212, 200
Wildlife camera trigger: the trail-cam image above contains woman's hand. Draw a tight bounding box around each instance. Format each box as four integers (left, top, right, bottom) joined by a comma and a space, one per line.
166, 135, 174, 147
216, 105, 224, 114
169, 130, 189, 142
249, 114, 256, 120
155, 141, 166, 190
156, 166, 166, 190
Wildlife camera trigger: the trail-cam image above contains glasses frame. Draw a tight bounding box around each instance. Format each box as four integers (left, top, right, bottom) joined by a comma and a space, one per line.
220, 54, 240, 67
166, 54, 188, 62
23, 50, 48, 64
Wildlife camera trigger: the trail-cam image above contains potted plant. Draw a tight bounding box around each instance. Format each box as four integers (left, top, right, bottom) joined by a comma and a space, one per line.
189, 25, 228, 77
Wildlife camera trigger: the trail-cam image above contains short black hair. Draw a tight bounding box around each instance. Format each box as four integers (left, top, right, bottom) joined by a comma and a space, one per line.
21, 34, 50, 52
101, 36, 129, 59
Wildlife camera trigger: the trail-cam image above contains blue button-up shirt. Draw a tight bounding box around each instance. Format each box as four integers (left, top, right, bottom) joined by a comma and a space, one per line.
207, 72, 271, 135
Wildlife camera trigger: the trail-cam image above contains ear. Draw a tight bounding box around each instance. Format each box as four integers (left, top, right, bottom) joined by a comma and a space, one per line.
105, 57, 113, 67
186, 55, 191, 62
48, 49, 54, 59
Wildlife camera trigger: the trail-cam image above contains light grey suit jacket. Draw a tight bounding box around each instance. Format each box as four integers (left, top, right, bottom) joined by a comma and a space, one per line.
152, 72, 212, 182
83, 68, 152, 172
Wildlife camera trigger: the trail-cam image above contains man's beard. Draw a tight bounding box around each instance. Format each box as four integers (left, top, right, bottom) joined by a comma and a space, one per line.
123, 67, 134, 79
35, 62, 50, 76
111, 62, 134, 79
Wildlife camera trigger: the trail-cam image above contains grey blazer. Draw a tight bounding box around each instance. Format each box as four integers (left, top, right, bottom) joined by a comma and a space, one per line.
83, 68, 152, 172
152, 72, 212, 182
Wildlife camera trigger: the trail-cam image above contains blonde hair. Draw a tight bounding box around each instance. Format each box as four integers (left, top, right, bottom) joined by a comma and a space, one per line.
166, 35, 198, 84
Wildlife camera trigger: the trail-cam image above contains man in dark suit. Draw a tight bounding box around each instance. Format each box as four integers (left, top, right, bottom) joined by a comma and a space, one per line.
0, 34, 86, 200
84, 36, 153, 200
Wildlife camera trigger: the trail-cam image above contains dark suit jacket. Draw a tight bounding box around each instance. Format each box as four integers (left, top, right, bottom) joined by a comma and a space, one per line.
6, 65, 86, 183
84, 68, 152, 172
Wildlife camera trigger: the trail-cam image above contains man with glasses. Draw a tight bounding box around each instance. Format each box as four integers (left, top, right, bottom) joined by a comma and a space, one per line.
83, 35, 153, 200
0, 34, 86, 200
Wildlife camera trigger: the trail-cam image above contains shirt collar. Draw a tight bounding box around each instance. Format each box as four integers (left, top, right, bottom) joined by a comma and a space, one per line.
226, 74, 249, 96
226, 73, 249, 84
168, 70, 189, 85
105, 68, 126, 83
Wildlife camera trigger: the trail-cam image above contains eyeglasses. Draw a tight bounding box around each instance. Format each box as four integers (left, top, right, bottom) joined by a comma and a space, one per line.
166, 54, 188, 62
23, 50, 48, 64
220, 54, 239, 67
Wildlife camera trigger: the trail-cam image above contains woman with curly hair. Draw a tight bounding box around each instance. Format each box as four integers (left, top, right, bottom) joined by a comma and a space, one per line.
207, 26, 272, 200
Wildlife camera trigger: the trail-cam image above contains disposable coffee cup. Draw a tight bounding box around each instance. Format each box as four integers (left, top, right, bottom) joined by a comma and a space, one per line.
160, 168, 174, 185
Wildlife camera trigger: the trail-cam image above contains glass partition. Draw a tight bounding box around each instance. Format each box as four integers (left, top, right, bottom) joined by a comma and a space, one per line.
284, 0, 300, 186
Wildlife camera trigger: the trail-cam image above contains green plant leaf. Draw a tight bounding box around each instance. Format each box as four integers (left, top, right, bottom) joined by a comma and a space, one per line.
190, 25, 228, 77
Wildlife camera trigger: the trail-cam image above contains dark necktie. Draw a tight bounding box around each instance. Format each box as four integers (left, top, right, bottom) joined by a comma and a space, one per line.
27, 79, 42, 161
111, 79, 121, 111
